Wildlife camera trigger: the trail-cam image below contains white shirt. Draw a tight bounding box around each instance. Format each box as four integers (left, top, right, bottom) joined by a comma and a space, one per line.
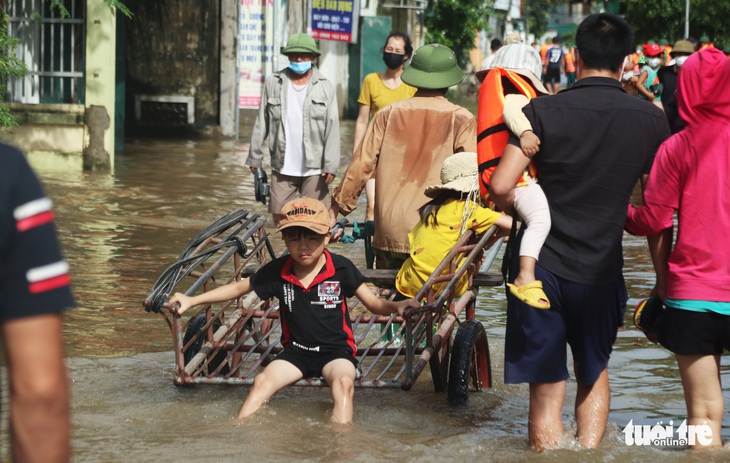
279, 82, 322, 177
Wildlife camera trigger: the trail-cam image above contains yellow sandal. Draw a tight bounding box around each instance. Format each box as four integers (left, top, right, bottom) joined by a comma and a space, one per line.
507, 281, 551, 309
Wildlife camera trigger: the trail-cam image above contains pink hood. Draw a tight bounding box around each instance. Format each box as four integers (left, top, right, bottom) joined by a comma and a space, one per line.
678, 47, 730, 126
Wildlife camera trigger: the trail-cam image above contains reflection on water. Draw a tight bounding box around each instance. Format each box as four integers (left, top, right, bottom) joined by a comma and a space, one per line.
2, 120, 730, 462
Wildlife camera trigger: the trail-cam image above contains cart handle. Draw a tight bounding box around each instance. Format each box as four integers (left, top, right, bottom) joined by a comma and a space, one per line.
403, 304, 439, 320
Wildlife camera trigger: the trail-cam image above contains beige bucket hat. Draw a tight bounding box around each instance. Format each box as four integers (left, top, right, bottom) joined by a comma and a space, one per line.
424, 152, 479, 198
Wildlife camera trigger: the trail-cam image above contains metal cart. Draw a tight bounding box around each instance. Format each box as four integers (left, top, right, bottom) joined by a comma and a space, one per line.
144, 209, 504, 405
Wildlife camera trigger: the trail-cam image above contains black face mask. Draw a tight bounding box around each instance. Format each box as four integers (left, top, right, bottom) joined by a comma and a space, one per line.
382, 51, 405, 70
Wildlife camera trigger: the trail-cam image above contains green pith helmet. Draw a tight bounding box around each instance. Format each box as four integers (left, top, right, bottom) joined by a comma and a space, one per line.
401, 43, 464, 89
281, 33, 321, 56
671, 40, 695, 55
700, 34, 710, 43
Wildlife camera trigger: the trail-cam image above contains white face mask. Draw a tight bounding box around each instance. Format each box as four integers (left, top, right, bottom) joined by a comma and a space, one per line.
647, 57, 661, 68
675, 55, 689, 67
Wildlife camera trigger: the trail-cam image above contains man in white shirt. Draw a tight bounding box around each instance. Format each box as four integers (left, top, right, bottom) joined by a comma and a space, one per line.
247, 33, 341, 224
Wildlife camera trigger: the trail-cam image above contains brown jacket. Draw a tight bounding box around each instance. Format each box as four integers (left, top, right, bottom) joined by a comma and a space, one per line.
332, 95, 476, 253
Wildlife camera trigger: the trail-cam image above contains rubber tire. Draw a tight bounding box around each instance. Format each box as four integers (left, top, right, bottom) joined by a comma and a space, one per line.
183, 313, 229, 375
447, 320, 492, 406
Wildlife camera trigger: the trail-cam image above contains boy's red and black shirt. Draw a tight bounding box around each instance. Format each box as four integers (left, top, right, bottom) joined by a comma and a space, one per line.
250, 250, 364, 357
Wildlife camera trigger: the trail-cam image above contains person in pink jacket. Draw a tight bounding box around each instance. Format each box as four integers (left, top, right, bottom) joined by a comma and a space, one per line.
625, 47, 730, 448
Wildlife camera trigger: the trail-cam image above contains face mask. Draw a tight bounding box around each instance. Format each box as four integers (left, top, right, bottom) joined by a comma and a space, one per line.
675, 56, 688, 67
382, 51, 405, 70
647, 57, 661, 68
288, 60, 312, 74
622, 72, 634, 81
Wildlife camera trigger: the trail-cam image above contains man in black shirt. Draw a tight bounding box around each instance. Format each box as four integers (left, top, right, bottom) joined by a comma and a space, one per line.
490, 14, 671, 451
658, 40, 696, 134
1, 142, 75, 461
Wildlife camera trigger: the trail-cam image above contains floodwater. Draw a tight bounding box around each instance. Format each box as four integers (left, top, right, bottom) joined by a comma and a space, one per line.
2, 116, 730, 463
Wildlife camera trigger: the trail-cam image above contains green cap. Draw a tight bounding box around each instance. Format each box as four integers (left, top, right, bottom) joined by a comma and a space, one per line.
401, 44, 464, 89
281, 33, 321, 56
700, 34, 710, 43
659, 38, 669, 46
671, 40, 695, 55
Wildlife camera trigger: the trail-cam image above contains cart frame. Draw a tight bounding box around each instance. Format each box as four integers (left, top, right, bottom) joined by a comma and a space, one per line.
144, 210, 503, 404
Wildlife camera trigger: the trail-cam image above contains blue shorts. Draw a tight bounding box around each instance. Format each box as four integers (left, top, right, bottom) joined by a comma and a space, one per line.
275, 348, 358, 379
504, 264, 627, 385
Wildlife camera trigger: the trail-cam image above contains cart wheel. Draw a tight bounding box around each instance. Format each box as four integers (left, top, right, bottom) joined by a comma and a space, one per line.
183, 313, 229, 375
447, 320, 492, 406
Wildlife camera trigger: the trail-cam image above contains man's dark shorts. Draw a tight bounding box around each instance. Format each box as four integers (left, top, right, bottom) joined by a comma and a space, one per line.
275, 348, 358, 379
504, 264, 627, 385
659, 308, 730, 356
270, 171, 330, 216
544, 65, 561, 85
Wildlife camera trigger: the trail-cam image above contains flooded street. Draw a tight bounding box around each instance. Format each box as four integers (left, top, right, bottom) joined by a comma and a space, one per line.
2, 118, 730, 462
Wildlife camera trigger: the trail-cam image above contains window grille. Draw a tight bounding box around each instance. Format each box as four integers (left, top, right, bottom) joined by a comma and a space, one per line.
6, 0, 86, 104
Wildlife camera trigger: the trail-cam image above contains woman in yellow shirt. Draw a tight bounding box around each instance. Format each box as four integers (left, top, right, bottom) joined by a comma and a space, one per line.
354, 32, 417, 221
395, 152, 513, 299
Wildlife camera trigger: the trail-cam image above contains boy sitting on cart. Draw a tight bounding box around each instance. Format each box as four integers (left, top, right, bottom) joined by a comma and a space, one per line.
170, 197, 419, 423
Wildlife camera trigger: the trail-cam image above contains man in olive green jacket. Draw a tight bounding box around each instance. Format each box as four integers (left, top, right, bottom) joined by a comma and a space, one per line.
247, 33, 341, 224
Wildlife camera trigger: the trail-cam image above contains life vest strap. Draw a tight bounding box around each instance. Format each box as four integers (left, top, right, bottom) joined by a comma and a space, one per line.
478, 158, 500, 173
477, 122, 508, 143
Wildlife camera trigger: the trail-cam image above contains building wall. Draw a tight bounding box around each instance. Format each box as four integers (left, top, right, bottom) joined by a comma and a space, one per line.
86, 0, 116, 167
125, 1, 221, 129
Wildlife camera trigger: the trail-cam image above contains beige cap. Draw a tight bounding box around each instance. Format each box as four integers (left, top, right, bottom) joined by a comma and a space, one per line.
505, 32, 522, 44
277, 197, 331, 235
475, 43, 549, 95
424, 152, 479, 197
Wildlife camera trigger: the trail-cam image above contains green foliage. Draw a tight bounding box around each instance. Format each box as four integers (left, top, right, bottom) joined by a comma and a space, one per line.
0, 13, 27, 128
51, 0, 133, 19
621, 0, 730, 48
523, 0, 562, 39
424, 0, 490, 67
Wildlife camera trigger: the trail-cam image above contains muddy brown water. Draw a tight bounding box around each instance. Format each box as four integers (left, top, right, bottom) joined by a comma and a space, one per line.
2, 119, 730, 462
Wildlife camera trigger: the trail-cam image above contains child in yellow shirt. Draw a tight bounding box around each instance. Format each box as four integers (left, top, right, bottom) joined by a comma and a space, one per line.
395, 152, 513, 298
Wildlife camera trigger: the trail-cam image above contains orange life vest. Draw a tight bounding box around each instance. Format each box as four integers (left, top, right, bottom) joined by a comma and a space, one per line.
565, 50, 575, 73
477, 67, 538, 201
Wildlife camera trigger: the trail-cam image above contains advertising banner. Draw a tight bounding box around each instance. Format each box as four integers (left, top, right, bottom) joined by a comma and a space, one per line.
311, 0, 359, 43
238, 0, 274, 109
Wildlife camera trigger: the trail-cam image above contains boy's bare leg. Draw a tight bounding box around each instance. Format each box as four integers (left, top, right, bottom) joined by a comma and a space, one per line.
575, 367, 610, 448
237, 360, 303, 419
528, 380, 565, 452
676, 354, 724, 448
365, 177, 376, 222
321, 358, 357, 424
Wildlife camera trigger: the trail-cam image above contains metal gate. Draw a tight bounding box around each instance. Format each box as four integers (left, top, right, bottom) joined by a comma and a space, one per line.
5, 0, 85, 104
